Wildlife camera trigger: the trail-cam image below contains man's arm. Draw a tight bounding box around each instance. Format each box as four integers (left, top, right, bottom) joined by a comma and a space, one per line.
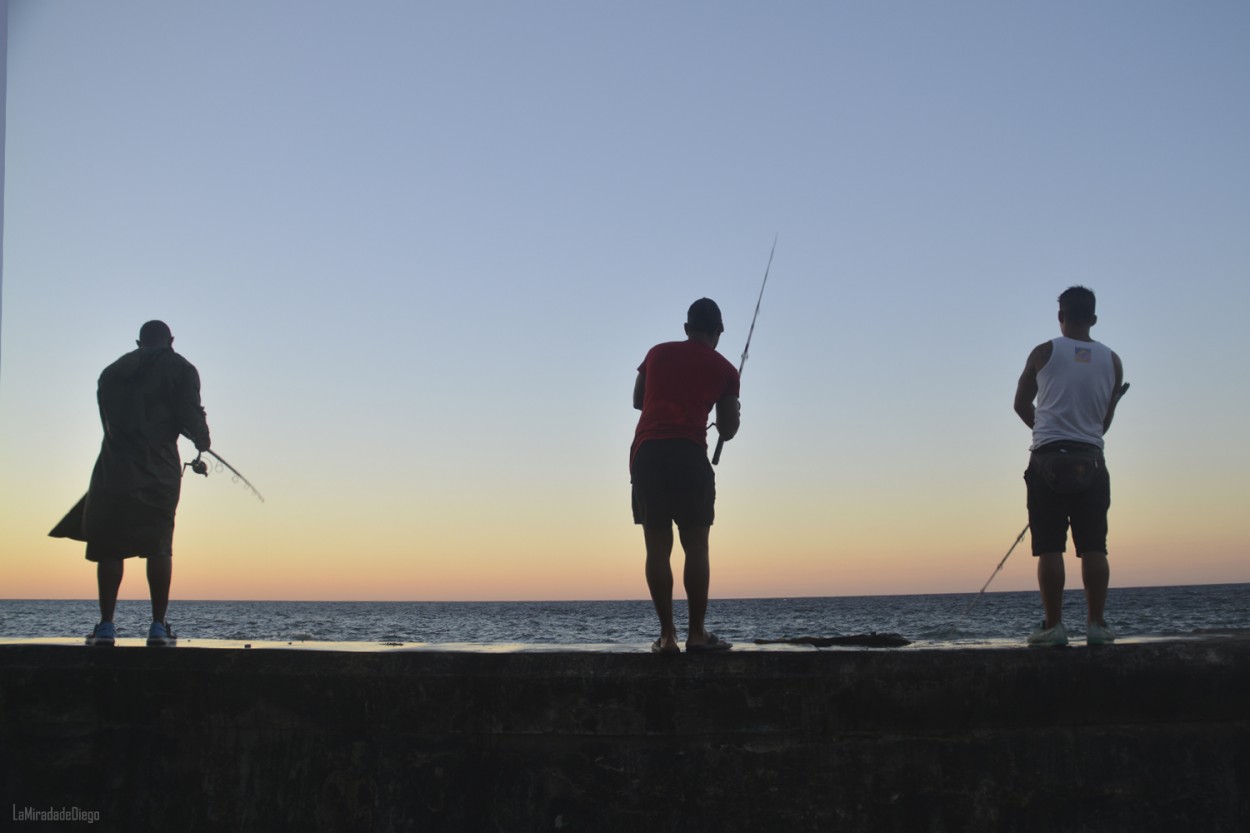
1013, 342, 1052, 429
1102, 352, 1126, 433
714, 393, 740, 442
177, 365, 212, 452
633, 371, 645, 411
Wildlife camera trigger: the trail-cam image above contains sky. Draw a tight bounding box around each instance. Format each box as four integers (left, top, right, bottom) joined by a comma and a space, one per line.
1, 1, 1247, 602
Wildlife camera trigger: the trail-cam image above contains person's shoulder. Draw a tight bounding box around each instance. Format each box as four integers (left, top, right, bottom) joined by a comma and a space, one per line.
679, 339, 735, 368
1020, 339, 1053, 373
111, 347, 143, 363
99, 348, 142, 379
151, 349, 201, 385
160, 348, 198, 370
643, 340, 683, 359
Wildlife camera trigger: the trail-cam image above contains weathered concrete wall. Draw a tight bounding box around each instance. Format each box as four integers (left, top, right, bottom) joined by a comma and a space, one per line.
1, 640, 1247, 833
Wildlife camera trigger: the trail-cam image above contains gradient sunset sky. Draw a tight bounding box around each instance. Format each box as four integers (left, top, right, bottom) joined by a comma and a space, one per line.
2, 1, 1247, 602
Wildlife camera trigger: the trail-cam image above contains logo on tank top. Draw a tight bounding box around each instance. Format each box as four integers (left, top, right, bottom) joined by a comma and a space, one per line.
1074, 347, 1091, 363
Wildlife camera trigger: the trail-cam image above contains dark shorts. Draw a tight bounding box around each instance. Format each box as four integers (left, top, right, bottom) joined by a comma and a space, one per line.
1025, 442, 1111, 557
631, 439, 716, 529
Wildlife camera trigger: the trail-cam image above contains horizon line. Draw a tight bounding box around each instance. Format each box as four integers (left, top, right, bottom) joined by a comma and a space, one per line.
3, 580, 1246, 606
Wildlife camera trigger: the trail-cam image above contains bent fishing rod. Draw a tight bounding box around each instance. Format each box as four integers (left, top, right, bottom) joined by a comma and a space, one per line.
186, 449, 265, 503
712, 234, 777, 466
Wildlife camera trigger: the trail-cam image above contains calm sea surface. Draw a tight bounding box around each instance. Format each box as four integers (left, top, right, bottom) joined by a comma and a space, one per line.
1, 584, 1246, 647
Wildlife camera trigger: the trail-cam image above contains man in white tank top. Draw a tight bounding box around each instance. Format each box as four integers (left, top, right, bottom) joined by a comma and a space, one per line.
1014, 287, 1128, 647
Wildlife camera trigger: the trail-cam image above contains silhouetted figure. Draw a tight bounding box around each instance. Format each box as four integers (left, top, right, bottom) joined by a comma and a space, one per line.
631, 299, 741, 653
51, 321, 210, 646
1014, 287, 1127, 647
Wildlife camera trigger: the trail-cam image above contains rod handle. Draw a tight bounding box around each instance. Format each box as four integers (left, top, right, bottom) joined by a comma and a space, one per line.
711, 436, 725, 466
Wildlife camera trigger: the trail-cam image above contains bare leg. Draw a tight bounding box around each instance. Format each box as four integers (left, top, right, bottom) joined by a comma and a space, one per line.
147, 555, 172, 624
1037, 552, 1065, 628
1080, 551, 1110, 626
97, 558, 124, 622
643, 525, 678, 651
678, 525, 711, 643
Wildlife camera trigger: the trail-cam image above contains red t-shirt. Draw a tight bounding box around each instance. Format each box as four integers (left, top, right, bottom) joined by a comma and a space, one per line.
632, 340, 740, 463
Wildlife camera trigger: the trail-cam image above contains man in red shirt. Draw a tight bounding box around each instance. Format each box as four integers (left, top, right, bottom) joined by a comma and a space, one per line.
632, 299, 741, 653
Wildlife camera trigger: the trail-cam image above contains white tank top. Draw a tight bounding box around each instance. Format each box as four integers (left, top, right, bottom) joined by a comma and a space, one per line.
1032, 337, 1115, 450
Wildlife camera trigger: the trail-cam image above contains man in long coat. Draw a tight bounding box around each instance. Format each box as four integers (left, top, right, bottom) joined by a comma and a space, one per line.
52, 320, 211, 646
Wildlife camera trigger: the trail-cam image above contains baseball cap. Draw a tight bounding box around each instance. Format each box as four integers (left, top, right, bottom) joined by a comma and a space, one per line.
686, 298, 724, 335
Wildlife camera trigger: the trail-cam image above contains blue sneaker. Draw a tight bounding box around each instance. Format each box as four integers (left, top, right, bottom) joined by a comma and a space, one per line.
86, 621, 116, 646
147, 621, 177, 647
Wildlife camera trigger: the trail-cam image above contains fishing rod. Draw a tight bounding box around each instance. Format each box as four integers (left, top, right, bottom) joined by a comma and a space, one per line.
712, 234, 777, 466
962, 524, 1029, 616
186, 449, 265, 503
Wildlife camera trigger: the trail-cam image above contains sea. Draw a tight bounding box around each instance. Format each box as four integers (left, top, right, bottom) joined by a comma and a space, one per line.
1, 583, 1246, 648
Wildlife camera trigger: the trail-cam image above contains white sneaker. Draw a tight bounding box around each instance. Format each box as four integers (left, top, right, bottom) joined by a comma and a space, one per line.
1086, 622, 1117, 646
1028, 621, 1068, 647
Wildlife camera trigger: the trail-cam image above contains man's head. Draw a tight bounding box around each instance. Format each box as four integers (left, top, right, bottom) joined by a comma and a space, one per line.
684, 298, 724, 344
137, 320, 174, 348
1057, 286, 1097, 325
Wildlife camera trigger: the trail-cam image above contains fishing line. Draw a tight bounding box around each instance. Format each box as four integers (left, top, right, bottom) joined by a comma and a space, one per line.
712, 234, 777, 466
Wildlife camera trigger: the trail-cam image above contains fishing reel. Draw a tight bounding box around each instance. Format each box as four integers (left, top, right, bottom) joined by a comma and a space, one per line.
185, 453, 209, 477
182, 448, 265, 502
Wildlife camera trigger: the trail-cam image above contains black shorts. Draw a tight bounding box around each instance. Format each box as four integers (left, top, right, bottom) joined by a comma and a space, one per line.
1025, 442, 1111, 557
631, 439, 716, 529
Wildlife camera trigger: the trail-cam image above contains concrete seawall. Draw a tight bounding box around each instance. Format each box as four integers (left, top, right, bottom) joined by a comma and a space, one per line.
2, 639, 1247, 832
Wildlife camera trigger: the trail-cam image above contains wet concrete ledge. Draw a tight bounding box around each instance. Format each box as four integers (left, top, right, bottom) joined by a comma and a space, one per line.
1, 639, 1247, 833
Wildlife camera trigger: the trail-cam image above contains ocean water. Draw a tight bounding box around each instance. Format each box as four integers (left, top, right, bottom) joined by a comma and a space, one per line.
1, 583, 1246, 647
